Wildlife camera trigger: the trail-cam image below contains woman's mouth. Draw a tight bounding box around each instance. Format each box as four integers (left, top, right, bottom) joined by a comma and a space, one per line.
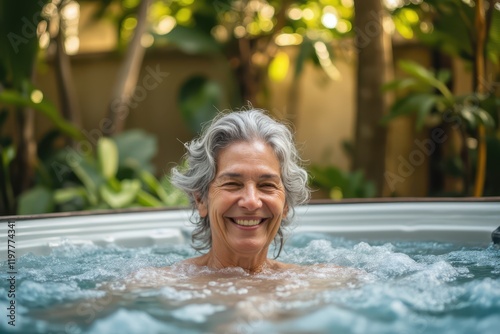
229, 218, 266, 226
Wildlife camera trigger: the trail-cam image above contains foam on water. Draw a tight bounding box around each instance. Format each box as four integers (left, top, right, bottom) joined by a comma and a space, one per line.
0, 234, 499, 334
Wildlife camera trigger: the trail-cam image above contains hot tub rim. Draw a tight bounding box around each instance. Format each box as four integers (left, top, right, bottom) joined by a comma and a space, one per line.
2, 196, 499, 221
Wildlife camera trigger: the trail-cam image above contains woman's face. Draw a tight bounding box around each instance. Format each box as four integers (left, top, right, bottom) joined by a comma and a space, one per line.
197, 140, 288, 257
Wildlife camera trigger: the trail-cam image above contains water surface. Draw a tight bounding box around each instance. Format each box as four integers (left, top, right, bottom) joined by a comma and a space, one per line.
1, 233, 499, 333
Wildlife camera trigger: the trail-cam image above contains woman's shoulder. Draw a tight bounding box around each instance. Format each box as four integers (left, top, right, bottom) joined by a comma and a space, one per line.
179, 255, 208, 267
266, 259, 300, 270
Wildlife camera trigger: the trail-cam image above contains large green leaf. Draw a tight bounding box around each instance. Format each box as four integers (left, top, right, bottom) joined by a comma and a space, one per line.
457, 105, 477, 129
455, 94, 498, 130
0, 89, 82, 139
136, 189, 164, 207
53, 186, 87, 204
471, 107, 496, 129
97, 137, 119, 180
398, 60, 453, 101
382, 77, 426, 93
17, 186, 54, 214
139, 169, 170, 204
381, 93, 443, 129
0, 0, 48, 88
114, 130, 157, 172
478, 95, 500, 126
100, 179, 141, 209
70, 159, 105, 205
178, 75, 221, 134
161, 25, 221, 55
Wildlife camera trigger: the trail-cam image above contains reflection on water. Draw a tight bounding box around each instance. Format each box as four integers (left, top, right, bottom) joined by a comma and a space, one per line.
1, 233, 499, 333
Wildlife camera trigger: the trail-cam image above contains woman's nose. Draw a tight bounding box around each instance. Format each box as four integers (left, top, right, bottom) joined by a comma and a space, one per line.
238, 185, 262, 211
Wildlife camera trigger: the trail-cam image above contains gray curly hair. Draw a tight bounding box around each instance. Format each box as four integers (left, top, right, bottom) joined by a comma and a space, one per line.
171, 109, 310, 257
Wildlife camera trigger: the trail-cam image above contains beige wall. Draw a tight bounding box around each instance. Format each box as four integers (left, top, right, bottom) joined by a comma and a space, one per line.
268, 49, 356, 172
383, 44, 433, 197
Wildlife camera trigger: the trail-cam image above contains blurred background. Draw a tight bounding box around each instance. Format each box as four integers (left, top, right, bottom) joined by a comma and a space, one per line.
0, 0, 499, 215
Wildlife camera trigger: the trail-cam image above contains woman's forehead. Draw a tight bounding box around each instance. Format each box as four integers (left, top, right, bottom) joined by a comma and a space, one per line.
217, 141, 279, 165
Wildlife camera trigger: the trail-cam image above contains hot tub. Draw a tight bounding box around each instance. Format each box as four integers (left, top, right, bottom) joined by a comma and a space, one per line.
2, 200, 499, 258
1, 199, 499, 334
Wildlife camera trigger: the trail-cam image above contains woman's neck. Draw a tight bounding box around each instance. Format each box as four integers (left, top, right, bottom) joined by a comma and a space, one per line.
201, 248, 270, 274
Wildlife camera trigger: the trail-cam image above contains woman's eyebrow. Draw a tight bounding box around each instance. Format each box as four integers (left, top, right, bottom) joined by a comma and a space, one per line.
216, 173, 280, 180
217, 172, 242, 179
259, 174, 281, 181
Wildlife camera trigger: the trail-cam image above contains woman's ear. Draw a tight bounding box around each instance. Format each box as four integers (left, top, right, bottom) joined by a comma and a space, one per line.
283, 203, 289, 219
194, 193, 208, 218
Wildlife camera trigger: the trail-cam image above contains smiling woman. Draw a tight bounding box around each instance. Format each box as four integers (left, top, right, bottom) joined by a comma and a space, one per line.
170, 109, 310, 273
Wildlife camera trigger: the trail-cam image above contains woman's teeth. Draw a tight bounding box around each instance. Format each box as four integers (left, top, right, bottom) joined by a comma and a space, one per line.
234, 219, 262, 226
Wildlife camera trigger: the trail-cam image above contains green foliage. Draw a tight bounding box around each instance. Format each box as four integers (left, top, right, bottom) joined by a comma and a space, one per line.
94, 0, 355, 127
383, 60, 499, 196
484, 136, 500, 196
0, 0, 79, 137
391, 0, 500, 64
382, 60, 497, 132
18, 186, 54, 215
0, 0, 46, 89
0, 110, 16, 213
0, 88, 81, 139
17, 130, 188, 214
114, 129, 158, 172
159, 25, 221, 55
309, 165, 376, 200
178, 76, 222, 134
0, 0, 84, 214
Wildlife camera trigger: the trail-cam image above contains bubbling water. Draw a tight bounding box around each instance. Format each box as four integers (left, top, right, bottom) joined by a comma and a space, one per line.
0, 233, 499, 334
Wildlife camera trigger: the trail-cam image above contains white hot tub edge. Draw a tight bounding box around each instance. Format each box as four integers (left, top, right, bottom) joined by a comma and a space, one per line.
1, 201, 499, 260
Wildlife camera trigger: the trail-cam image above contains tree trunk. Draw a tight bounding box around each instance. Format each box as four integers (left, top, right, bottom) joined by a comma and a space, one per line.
352, 0, 394, 195
472, 0, 487, 197
0, 0, 45, 213
12, 105, 37, 200
55, 31, 81, 129
232, 0, 291, 107
104, 0, 151, 136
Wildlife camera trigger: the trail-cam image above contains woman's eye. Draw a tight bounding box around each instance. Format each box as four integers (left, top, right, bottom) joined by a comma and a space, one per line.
223, 182, 240, 187
261, 183, 277, 189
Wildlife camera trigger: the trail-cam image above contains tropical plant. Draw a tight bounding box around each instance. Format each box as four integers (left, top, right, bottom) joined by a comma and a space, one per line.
382, 60, 498, 196
0, 0, 84, 214
309, 165, 376, 200
17, 130, 188, 214
391, 0, 500, 67
382, 60, 496, 131
386, 0, 500, 196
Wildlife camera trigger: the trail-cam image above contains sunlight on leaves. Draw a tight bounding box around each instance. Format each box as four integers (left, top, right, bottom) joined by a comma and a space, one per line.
268, 52, 290, 82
